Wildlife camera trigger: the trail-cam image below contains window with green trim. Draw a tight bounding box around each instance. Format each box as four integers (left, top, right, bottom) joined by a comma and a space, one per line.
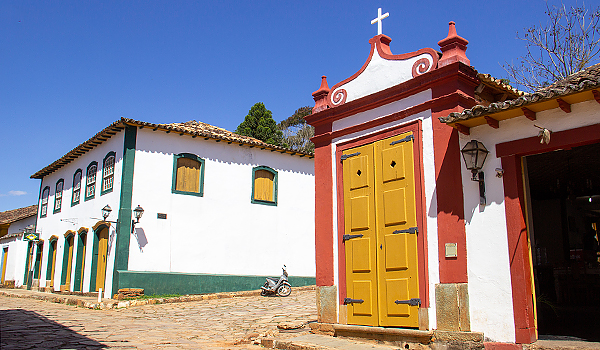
72, 169, 82, 206
40, 186, 50, 217
101, 152, 115, 195
54, 179, 64, 213
251, 166, 278, 206
172, 153, 205, 196
85, 162, 98, 201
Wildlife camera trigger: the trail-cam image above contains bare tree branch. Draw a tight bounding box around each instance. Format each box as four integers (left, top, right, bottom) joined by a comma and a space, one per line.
503, 1, 600, 91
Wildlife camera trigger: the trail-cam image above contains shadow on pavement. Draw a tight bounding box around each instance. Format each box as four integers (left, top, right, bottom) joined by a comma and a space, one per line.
0, 309, 106, 349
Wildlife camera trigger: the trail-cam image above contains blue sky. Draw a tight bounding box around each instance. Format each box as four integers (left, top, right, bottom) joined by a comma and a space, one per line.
0, 0, 584, 212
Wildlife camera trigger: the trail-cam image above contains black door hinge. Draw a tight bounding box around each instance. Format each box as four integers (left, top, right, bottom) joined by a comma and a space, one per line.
342, 234, 364, 242
343, 298, 364, 305
341, 152, 361, 161
392, 227, 418, 235
395, 298, 421, 306
390, 134, 414, 145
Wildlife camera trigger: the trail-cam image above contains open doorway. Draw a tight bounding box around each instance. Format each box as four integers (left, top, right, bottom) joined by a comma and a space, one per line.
525, 142, 600, 341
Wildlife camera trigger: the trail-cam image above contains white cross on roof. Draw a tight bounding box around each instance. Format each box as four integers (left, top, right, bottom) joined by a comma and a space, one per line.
371, 7, 389, 35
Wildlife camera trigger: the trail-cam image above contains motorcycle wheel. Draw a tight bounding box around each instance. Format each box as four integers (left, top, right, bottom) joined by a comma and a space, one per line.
261, 282, 269, 296
276, 283, 292, 297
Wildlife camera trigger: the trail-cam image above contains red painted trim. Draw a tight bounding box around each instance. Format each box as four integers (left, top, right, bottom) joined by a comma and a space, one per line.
314, 143, 334, 286
432, 113, 468, 283
501, 155, 536, 344
334, 121, 429, 307
306, 62, 478, 128
593, 90, 600, 104
484, 116, 499, 129
326, 35, 439, 108
496, 123, 600, 158
497, 123, 600, 344
429, 68, 477, 284
329, 91, 476, 143
454, 123, 470, 135
521, 108, 536, 121
557, 98, 571, 113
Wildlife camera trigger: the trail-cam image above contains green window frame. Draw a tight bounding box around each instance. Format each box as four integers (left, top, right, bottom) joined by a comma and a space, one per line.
40, 186, 50, 218
85, 161, 98, 201
54, 179, 64, 213
251, 166, 278, 206
71, 169, 82, 206
101, 152, 116, 195
172, 153, 205, 197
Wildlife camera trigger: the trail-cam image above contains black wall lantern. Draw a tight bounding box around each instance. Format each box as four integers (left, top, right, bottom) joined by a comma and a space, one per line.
101, 205, 112, 221
131, 205, 144, 233
461, 140, 489, 205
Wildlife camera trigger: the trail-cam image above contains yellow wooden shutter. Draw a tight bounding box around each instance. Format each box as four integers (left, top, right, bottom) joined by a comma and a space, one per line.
254, 170, 274, 201
176, 158, 200, 193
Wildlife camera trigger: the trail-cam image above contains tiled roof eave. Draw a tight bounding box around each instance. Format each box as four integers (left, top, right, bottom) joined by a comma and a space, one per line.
30, 120, 126, 179
32, 117, 314, 179
122, 118, 314, 157
441, 65, 600, 124
0, 205, 38, 224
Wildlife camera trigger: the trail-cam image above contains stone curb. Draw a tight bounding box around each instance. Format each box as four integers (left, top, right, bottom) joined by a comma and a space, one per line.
262, 338, 332, 350
0, 285, 316, 310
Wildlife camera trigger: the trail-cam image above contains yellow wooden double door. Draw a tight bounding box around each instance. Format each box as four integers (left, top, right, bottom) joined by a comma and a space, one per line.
343, 132, 420, 328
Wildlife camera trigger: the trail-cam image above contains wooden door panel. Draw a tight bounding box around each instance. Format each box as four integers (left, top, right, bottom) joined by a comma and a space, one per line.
376, 132, 420, 327
349, 155, 370, 190
343, 132, 420, 328
384, 233, 408, 271
343, 144, 378, 326
350, 196, 370, 230
383, 188, 407, 226
352, 280, 375, 316
96, 229, 108, 291
382, 147, 405, 183
385, 278, 411, 316
351, 238, 372, 272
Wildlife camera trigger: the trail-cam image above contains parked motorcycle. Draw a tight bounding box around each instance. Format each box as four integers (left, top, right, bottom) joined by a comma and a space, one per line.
260, 265, 292, 297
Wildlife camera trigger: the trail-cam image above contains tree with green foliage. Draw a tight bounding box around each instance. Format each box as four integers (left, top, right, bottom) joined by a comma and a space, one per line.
235, 102, 283, 146
278, 106, 314, 154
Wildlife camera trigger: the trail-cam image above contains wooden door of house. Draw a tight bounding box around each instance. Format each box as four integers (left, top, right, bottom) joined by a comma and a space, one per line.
343, 132, 420, 328
62, 235, 74, 291
1, 247, 8, 284
95, 228, 109, 292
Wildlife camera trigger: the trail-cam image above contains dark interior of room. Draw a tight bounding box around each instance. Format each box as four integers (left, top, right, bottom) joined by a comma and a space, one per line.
526, 142, 600, 341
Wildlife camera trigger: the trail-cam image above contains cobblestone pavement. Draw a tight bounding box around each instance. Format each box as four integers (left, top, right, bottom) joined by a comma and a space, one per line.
0, 289, 317, 349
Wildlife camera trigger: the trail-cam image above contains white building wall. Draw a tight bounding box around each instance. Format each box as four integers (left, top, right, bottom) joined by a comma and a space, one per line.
329, 89, 440, 328
1, 237, 29, 287
6, 216, 36, 236
460, 100, 600, 342
35, 131, 125, 297
129, 129, 315, 277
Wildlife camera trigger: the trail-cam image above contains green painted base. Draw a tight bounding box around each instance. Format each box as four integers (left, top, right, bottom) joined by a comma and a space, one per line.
117, 270, 316, 296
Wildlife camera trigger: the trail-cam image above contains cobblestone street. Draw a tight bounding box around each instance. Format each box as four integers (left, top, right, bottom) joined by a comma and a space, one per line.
0, 289, 317, 349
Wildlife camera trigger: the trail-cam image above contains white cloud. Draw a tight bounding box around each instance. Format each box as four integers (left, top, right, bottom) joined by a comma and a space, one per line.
8, 190, 27, 196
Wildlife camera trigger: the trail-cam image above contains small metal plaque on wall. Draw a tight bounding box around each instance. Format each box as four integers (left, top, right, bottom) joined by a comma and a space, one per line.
157, 213, 167, 219
445, 243, 457, 258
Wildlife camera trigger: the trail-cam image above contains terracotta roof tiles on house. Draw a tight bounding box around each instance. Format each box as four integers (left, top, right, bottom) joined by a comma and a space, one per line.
0, 205, 37, 225
31, 118, 313, 179
440, 63, 600, 124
